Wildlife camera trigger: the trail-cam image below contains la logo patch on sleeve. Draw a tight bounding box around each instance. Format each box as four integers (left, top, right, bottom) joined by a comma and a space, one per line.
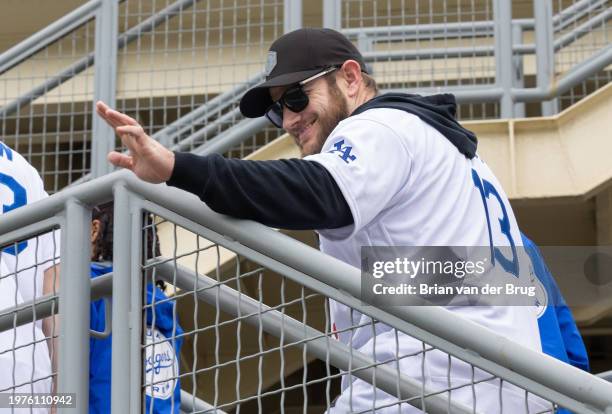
328, 140, 356, 163
144, 327, 179, 400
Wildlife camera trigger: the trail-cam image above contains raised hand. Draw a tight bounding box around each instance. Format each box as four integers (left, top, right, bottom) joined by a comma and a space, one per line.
96, 101, 175, 183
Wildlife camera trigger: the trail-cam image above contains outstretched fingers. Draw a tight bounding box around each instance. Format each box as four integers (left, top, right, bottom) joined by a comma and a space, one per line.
116, 125, 149, 154
95, 101, 122, 129
96, 101, 139, 129
107, 151, 134, 170
116, 124, 146, 140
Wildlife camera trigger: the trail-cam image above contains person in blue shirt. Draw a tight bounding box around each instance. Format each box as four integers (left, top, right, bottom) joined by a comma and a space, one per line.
89, 202, 183, 413
521, 233, 589, 373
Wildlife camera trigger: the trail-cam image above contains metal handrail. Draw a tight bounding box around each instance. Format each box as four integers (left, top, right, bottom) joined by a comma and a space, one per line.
180, 390, 228, 414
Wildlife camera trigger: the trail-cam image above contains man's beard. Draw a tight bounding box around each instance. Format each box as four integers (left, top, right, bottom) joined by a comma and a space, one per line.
302, 82, 350, 156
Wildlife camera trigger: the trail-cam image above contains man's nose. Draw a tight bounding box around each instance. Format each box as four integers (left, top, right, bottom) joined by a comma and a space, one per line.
282, 105, 301, 130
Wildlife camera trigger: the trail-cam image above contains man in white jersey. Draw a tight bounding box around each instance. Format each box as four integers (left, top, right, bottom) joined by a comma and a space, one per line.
0, 141, 60, 410
96, 28, 549, 413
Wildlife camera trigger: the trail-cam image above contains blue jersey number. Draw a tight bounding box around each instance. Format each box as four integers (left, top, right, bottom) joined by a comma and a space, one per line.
472, 169, 519, 277
0, 172, 28, 255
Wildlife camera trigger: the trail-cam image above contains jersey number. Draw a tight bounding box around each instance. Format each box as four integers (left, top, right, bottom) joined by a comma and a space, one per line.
472, 169, 518, 277
0, 172, 28, 255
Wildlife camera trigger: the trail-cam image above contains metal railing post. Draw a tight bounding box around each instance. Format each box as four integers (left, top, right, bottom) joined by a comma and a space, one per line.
58, 200, 91, 413
512, 23, 526, 118
284, 0, 302, 33
323, 0, 342, 30
129, 199, 144, 414
493, 0, 514, 118
111, 184, 132, 413
534, 0, 559, 116
92, 0, 118, 179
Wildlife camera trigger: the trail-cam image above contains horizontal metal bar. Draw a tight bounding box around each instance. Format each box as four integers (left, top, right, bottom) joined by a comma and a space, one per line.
343, 21, 496, 41
0, 0, 198, 118
180, 390, 228, 414
0, 0, 101, 75
0, 172, 119, 236
156, 260, 476, 414
154, 72, 264, 146
0, 273, 112, 334
192, 117, 270, 156
363, 46, 495, 62
514, 43, 536, 54
382, 87, 504, 104
512, 44, 612, 102
0, 216, 60, 252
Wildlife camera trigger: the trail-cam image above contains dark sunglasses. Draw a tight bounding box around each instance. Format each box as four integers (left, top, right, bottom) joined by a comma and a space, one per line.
265, 66, 338, 128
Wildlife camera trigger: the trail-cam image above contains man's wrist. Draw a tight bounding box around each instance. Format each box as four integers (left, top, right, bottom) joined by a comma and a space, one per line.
166, 152, 211, 196
162, 149, 176, 182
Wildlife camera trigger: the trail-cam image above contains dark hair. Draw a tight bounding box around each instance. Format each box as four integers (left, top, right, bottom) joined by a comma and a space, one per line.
92, 202, 164, 289
361, 72, 379, 95
91, 202, 161, 262
92, 202, 114, 262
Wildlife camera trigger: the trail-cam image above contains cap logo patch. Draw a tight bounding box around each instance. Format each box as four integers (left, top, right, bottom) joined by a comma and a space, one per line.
265, 51, 277, 76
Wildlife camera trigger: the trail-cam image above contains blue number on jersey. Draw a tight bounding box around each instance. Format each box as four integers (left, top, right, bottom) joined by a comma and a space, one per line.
0, 142, 13, 161
0, 165, 28, 255
472, 169, 519, 277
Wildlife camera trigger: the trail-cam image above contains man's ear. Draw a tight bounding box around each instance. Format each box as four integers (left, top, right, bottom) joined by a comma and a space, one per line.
338, 60, 364, 98
91, 219, 101, 243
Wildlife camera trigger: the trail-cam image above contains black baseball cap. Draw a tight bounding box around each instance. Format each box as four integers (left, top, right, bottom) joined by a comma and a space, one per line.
239, 28, 368, 118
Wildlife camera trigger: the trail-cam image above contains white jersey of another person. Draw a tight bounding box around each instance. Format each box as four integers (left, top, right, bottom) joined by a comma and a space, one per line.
0, 141, 57, 406
305, 108, 549, 413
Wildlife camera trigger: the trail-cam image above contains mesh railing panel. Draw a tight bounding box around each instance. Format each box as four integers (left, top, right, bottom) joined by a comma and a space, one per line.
0, 20, 97, 193
1, 0, 286, 193
0, 228, 61, 397
139, 211, 570, 414
553, 0, 612, 109
553, 0, 610, 73
340, 0, 500, 121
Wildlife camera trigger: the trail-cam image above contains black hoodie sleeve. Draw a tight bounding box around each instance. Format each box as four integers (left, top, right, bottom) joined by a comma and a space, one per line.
166, 152, 353, 230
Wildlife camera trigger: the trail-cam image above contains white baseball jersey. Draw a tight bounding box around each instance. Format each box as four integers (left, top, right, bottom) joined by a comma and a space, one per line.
0, 141, 56, 404
0, 259, 52, 410
305, 109, 549, 413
